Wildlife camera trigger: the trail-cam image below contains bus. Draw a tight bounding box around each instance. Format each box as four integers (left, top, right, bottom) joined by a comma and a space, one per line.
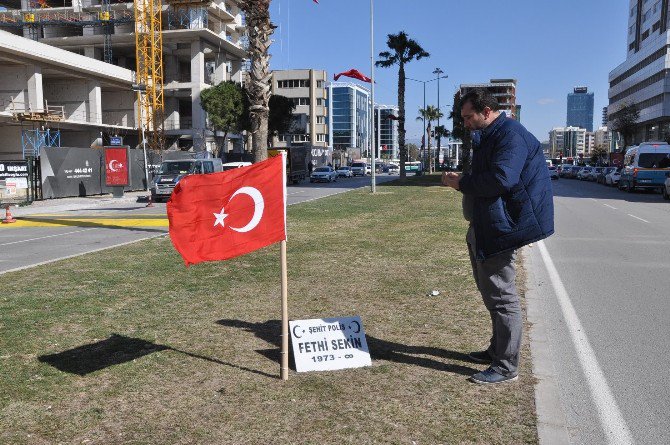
404, 161, 423, 172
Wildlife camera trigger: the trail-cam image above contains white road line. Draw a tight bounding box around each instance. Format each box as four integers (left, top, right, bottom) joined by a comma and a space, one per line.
627, 214, 649, 223
0, 233, 167, 276
603, 204, 618, 210
0, 228, 96, 247
538, 240, 635, 445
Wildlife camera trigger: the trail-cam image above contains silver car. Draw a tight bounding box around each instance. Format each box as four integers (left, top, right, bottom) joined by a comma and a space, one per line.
310, 166, 338, 183
336, 166, 353, 178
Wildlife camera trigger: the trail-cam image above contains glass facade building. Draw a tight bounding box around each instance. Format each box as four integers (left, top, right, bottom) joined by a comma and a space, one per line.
327, 82, 370, 155
374, 105, 399, 160
567, 87, 594, 131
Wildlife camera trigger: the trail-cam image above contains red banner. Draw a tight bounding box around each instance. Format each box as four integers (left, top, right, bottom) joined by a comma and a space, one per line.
104, 147, 129, 186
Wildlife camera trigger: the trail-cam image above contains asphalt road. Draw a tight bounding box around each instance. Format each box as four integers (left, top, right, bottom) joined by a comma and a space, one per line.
526, 177, 670, 445
0, 174, 398, 274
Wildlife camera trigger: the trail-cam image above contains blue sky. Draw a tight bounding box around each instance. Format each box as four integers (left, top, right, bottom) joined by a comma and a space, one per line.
268, 0, 629, 144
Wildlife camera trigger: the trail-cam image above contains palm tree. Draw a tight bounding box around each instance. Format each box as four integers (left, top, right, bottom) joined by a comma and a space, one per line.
416, 105, 442, 172
433, 125, 450, 169
238, 0, 274, 163
376, 31, 429, 179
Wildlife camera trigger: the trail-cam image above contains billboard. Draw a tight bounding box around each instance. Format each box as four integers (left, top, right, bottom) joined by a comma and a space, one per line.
104, 146, 130, 187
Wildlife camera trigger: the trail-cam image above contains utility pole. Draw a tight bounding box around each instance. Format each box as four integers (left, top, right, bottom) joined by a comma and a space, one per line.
432, 68, 445, 173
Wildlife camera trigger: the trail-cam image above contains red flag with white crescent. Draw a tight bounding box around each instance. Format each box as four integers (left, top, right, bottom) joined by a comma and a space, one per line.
333, 69, 372, 83
167, 155, 287, 266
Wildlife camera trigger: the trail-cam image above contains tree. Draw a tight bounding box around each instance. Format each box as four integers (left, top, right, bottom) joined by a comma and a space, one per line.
416, 105, 443, 173
610, 102, 639, 151
590, 146, 608, 165
200, 81, 249, 158
238, 0, 274, 163
434, 125, 450, 168
407, 143, 419, 161
376, 31, 429, 179
449, 91, 472, 173
268, 95, 296, 147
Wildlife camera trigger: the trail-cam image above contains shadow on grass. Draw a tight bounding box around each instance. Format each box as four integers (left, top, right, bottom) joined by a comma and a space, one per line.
38, 333, 277, 379
217, 319, 478, 376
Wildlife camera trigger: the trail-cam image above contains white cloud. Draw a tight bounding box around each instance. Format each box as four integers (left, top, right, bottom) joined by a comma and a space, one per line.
537, 98, 555, 105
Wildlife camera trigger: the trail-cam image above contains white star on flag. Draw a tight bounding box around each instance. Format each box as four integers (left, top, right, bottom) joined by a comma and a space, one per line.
213, 207, 228, 228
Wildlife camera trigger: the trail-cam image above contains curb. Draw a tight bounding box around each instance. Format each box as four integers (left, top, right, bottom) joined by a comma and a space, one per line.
524, 245, 571, 445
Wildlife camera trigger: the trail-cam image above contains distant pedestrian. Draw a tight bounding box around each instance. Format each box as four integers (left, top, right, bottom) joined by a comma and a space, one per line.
308, 161, 314, 174
441, 88, 554, 385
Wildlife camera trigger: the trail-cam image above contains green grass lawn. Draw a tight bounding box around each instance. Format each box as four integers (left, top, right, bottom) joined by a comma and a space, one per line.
0, 175, 537, 445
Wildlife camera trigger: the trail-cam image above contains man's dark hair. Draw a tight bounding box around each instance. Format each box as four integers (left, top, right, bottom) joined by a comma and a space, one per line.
461, 88, 500, 113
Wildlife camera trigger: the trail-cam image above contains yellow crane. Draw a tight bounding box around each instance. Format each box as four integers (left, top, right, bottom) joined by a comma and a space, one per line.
134, 0, 165, 152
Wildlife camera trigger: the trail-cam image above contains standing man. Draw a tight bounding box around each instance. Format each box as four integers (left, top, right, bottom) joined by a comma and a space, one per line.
442, 88, 554, 384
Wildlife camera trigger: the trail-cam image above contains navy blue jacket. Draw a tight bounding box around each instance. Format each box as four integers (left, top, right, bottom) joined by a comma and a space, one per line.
459, 113, 554, 261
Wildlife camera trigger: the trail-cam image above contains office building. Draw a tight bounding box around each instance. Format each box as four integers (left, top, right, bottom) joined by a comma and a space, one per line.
460, 79, 519, 121
549, 126, 586, 158
374, 104, 398, 160
608, 0, 670, 143
271, 69, 328, 149
327, 81, 370, 160
595, 126, 612, 151
567, 87, 594, 131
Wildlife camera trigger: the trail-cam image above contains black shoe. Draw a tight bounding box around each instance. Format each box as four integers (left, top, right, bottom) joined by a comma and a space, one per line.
468, 350, 492, 364
469, 367, 518, 385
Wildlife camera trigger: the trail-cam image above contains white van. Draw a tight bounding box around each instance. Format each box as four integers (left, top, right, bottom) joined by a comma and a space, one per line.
619, 142, 670, 192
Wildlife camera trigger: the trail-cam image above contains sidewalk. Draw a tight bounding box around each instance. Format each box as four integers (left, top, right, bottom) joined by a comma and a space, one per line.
8, 190, 153, 217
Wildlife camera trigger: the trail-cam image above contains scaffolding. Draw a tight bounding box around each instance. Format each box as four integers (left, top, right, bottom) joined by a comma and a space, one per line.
21, 128, 61, 158
134, 0, 164, 151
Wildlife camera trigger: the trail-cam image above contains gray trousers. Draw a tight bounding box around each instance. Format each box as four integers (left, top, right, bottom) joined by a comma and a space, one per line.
466, 226, 522, 376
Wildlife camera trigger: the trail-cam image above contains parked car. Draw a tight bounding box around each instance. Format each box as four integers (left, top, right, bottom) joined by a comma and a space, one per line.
558, 164, 573, 178
568, 165, 582, 178
336, 166, 353, 177
589, 167, 605, 181
663, 173, 670, 200
388, 163, 400, 174
350, 161, 368, 176
310, 166, 338, 183
548, 165, 559, 180
597, 167, 617, 184
577, 167, 593, 180
605, 167, 622, 186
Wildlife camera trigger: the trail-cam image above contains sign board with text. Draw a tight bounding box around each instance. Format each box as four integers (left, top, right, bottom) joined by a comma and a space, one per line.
0, 161, 29, 203
289, 316, 371, 372
104, 146, 130, 187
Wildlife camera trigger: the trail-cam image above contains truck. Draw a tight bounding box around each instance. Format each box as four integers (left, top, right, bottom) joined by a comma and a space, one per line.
268, 146, 309, 184
150, 158, 223, 201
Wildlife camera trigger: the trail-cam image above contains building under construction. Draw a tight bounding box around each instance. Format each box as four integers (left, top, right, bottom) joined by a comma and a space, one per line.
0, 0, 248, 160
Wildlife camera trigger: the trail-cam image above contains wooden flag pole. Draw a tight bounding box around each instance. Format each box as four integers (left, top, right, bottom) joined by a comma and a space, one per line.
280, 239, 289, 380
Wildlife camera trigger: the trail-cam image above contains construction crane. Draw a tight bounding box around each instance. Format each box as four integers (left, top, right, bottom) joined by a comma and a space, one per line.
134, 0, 165, 152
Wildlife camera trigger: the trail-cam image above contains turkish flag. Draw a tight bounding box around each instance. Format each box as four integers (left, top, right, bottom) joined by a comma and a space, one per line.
167, 155, 287, 266
333, 69, 372, 83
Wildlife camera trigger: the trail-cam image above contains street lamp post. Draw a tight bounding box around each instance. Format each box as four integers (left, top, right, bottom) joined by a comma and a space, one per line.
432, 68, 445, 173
369, 0, 376, 193
407, 72, 447, 172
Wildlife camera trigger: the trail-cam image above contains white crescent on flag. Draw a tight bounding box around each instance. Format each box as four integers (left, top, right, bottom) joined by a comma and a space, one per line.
212, 186, 265, 233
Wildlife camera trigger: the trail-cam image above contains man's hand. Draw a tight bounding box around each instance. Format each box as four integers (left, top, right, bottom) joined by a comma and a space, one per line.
441, 171, 462, 190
